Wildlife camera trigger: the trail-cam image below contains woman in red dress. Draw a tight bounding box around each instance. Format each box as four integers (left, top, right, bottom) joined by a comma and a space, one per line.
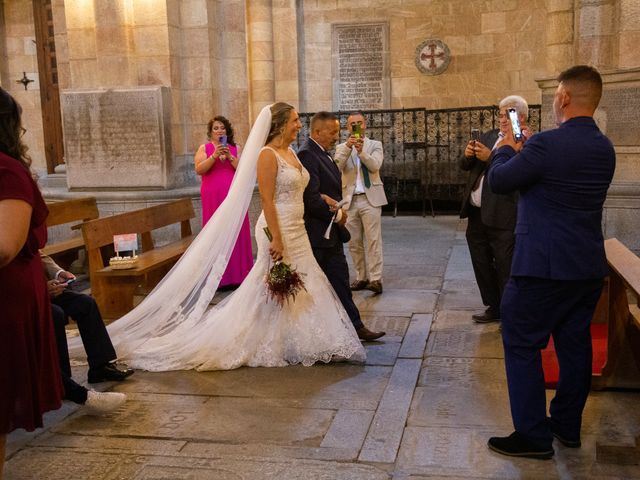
194, 116, 253, 288
0, 88, 63, 477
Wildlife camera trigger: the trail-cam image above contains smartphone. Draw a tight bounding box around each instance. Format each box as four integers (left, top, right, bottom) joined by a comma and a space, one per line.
351, 123, 361, 139
62, 278, 75, 287
470, 128, 480, 142
507, 108, 523, 142
220, 135, 228, 147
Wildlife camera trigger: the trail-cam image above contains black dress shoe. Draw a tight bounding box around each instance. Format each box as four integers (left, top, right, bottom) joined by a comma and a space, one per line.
356, 326, 386, 341
488, 431, 554, 460
350, 280, 369, 291
549, 419, 581, 448
472, 308, 500, 324
88, 362, 134, 383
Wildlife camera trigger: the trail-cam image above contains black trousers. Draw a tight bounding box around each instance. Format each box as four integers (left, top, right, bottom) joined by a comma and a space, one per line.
465, 206, 514, 313
51, 290, 116, 394
312, 244, 364, 330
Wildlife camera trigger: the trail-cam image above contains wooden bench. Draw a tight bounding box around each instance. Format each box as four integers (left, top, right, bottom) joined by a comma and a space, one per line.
594, 238, 640, 465
79, 198, 196, 319
42, 197, 99, 267
592, 238, 640, 390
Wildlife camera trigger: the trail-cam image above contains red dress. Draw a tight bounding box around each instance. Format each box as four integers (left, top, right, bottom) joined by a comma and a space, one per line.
201, 143, 253, 286
0, 152, 63, 433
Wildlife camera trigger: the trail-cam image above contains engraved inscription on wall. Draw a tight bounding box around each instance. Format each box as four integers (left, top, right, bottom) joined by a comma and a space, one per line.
62, 87, 172, 189
332, 23, 390, 111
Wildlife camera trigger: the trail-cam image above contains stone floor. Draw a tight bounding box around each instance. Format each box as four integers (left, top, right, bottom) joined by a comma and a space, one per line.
6, 216, 640, 479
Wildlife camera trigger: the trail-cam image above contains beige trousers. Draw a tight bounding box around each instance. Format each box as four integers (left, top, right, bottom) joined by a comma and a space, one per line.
346, 194, 383, 282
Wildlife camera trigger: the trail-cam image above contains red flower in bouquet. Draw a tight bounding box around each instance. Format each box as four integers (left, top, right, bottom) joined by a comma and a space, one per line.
263, 226, 307, 307
264, 261, 307, 307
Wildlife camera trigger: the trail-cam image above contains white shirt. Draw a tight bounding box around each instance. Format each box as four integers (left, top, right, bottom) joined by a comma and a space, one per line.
470, 132, 504, 208
353, 148, 366, 194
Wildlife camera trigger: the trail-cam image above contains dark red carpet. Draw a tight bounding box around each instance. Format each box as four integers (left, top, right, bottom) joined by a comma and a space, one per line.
541, 323, 608, 389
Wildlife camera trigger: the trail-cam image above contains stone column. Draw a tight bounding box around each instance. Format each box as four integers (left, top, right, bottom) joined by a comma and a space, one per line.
211, 0, 250, 142
272, 0, 299, 108
575, 0, 618, 69
544, 0, 575, 75
617, 0, 640, 69
246, 0, 275, 120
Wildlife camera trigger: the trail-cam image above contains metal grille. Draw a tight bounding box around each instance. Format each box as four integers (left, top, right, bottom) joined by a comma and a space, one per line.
294, 105, 542, 215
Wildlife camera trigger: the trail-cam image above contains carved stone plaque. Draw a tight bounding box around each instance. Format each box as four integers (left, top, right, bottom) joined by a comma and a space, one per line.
61, 87, 173, 189
332, 23, 390, 111
415, 39, 451, 75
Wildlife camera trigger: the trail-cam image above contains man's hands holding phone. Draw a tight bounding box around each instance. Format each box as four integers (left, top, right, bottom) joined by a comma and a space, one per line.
496, 124, 532, 152
465, 138, 492, 162
47, 271, 76, 298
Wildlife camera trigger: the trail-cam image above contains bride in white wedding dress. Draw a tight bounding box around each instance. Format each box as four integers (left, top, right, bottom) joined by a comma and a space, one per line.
69, 103, 365, 371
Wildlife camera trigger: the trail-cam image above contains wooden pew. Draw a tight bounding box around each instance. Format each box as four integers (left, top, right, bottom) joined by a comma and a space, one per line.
42, 197, 99, 267
79, 198, 195, 319
592, 238, 640, 390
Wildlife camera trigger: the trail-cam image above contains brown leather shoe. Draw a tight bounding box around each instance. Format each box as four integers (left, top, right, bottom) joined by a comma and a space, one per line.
350, 279, 369, 291
367, 280, 383, 294
356, 326, 386, 341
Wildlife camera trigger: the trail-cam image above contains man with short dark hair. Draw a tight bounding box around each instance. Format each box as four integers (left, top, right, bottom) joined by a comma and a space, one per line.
486, 65, 616, 459
298, 112, 385, 341
334, 112, 388, 295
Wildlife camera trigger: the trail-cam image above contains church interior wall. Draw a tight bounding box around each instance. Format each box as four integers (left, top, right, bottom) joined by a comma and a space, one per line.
298, 0, 548, 112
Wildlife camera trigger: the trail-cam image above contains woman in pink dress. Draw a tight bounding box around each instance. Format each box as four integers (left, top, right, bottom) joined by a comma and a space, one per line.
194, 116, 253, 288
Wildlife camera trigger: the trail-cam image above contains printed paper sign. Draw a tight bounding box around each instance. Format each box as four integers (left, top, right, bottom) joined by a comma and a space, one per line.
114, 233, 138, 252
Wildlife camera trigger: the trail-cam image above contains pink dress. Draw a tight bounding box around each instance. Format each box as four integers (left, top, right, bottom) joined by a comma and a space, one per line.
201, 143, 253, 286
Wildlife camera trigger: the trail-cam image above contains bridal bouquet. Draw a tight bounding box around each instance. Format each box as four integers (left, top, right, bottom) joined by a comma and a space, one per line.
263, 227, 307, 307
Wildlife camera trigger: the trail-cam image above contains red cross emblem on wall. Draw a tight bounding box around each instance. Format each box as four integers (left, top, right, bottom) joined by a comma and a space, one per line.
415, 39, 451, 76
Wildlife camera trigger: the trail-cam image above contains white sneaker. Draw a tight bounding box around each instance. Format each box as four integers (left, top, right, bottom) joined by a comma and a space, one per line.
83, 390, 126, 415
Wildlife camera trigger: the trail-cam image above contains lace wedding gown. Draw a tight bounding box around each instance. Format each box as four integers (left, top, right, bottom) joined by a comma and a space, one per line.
118, 147, 366, 371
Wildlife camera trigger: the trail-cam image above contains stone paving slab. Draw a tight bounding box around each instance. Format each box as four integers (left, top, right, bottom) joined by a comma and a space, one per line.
361, 315, 411, 338
114, 364, 392, 410
399, 314, 433, 359
354, 289, 437, 315
365, 341, 402, 366
396, 426, 640, 480
425, 328, 504, 359
417, 357, 507, 390
33, 432, 361, 462
431, 309, 500, 332
437, 289, 485, 310
54, 394, 335, 445
408, 386, 511, 428
360, 359, 422, 463
5, 447, 392, 480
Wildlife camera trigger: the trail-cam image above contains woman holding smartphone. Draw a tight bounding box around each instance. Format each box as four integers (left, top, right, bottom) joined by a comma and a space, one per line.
194, 116, 253, 289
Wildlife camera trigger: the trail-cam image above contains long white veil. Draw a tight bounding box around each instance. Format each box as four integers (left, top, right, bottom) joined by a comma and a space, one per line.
68, 104, 273, 359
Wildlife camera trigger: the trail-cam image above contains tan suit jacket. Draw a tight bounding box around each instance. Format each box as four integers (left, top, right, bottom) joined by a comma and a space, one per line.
40, 252, 63, 280
335, 137, 388, 209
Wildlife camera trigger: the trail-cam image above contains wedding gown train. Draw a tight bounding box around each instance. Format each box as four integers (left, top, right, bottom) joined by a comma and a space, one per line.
116, 147, 366, 371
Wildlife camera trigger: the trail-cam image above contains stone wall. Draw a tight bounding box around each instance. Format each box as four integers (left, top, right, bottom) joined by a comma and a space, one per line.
0, 0, 46, 175
297, 0, 548, 113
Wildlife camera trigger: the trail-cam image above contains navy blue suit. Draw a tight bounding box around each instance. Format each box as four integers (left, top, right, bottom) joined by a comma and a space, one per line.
298, 139, 363, 330
487, 116, 615, 447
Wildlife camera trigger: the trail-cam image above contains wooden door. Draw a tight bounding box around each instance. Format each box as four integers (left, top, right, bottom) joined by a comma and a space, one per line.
33, 0, 64, 174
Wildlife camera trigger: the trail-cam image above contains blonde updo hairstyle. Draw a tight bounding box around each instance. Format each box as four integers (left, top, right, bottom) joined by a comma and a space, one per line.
266, 102, 295, 145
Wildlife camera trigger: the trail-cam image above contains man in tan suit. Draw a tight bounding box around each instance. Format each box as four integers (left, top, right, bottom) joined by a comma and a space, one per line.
335, 112, 388, 294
